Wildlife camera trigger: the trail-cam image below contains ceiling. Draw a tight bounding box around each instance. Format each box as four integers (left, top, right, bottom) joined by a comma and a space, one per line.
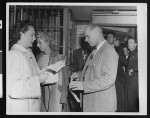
68, 6, 137, 21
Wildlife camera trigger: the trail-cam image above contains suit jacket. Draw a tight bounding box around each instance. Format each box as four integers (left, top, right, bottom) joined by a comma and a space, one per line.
114, 46, 127, 82
126, 47, 138, 79
81, 41, 119, 112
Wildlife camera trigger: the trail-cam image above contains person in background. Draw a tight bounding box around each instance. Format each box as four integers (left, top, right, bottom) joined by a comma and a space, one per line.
69, 24, 118, 112
124, 37, 139, 112
36, 31, 67, 112
73, 36, 93, 73
106, 32, 127, 112
7, 21, 48, 112
120, 36, 129, 58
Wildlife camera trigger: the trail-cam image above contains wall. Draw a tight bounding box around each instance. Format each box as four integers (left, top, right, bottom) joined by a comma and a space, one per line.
76, 21, 89, 49
92, 15, 137, 25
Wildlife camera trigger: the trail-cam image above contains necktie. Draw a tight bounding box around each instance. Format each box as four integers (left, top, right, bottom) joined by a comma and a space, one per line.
89, 49, 96, 63
83, 49, 96, 81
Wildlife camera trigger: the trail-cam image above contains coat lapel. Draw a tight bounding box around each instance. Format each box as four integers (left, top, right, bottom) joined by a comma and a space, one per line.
80, 41, 108, 81
80, 52, 93, 81
89, 42, 108, 66
11, 44, 40, 75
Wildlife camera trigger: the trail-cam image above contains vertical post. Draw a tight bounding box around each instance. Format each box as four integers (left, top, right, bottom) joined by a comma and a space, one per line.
25, 6, 27, 20
63, 7, 69, 112
63, 7, 69, 58
13, 5, 16, 25
31, 6, 34, 23
44, 7, 46, 31
38, 6, 40, 31
20, 8, 23, 21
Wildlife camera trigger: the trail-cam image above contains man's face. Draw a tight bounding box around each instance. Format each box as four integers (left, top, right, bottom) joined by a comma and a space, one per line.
106, 34, 115, 45
114, 40, 119, 46
84, 27, 97, 47
128, 39, 137, 50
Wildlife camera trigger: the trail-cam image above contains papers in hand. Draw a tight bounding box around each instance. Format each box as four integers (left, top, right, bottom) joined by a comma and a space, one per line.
69, 88, 80, 103
41, 58, 66, 73
42, 72, 59, 85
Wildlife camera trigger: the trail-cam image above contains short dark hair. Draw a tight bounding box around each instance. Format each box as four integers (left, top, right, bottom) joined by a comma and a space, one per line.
106, 31, 116, 38
9, 20, 35, 49
127, 36, 137, 43
80, 36, 86, 49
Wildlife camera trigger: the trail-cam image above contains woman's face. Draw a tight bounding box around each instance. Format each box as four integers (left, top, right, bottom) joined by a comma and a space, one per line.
20, 26, 36, 48
37, 37, 49, 52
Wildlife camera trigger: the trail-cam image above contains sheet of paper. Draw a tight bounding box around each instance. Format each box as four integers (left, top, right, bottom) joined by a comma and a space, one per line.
69, 88, 80, 103
41, 57, 66, 73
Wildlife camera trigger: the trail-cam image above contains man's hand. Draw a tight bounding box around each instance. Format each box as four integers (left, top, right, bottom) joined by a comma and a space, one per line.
71, 72, 80, 81
129, 69, 133, 76
69, 81, 83, 90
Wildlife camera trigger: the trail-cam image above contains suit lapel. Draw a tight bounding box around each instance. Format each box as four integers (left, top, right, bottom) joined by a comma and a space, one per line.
80, 41, 108, 81
89, 42, 107, 66
80, 52, 93, 81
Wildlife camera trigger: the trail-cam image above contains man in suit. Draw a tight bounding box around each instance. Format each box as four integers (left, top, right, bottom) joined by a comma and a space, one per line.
69, 37, 93, 112
69, 24, 118, 112
106, 32, 127, 112
124, 37, 139, 112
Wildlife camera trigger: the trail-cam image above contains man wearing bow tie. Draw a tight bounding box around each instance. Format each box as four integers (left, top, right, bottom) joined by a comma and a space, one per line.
69, 24, 119, 112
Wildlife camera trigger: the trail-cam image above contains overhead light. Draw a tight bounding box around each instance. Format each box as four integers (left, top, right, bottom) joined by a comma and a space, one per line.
93, 10, 137, 16
112, 10, 119, 14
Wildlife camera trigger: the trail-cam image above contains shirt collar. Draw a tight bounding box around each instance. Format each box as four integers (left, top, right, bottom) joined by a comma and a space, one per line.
11, 44, 31, 54
95, 40, 106, 52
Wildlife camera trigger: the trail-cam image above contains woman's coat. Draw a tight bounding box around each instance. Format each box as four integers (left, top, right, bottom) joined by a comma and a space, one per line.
7, 44, 41, 112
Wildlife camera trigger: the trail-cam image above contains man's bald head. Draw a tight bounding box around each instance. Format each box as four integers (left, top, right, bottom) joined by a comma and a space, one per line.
85, 24, 103, 35
84, 24, 105, 47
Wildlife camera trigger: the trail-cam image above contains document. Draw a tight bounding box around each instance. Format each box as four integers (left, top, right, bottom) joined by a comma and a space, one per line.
41, 57, 66, 73
41, 57, 66, 85
69, 88, 80, 103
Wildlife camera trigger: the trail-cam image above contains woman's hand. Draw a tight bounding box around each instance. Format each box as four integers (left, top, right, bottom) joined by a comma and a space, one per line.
38, 71, 49, 83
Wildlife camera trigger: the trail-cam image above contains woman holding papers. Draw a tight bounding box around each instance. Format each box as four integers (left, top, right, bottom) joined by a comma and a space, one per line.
7, 21, 49, 112
36, 31, 66, 112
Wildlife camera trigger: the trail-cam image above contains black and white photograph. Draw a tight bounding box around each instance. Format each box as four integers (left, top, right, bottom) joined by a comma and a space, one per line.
6, 2, 147, 115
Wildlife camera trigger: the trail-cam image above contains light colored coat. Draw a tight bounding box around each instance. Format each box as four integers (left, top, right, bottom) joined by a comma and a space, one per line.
7, 44, 41, 112
81, 41, 119, 112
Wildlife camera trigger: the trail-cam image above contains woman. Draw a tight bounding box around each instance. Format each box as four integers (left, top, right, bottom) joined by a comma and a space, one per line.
36, 31, 67, 112
7, 21, 49, 112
